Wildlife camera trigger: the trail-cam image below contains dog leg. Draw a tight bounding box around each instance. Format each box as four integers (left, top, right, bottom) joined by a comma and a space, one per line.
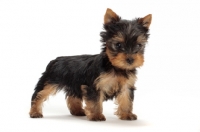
115, 88, 137, 120
81, 85, 106, 121
67, 96, 85, 116
29, 84, 57, 118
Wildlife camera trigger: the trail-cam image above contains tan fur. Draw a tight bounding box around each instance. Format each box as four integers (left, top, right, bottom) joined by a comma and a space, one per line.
67, 96, 85, 116
29, 8, 150, 121
113, 32, 124, 43
137, 34, 147, 44
138, 14, 152, 28
80, 85, 87, 94
132, 53, 144, 68
29, 84, 58, 118
82, 91, 105, 121
95, 71, 136, 95
95, 71, 137, 120
106, 50, 144, 70
115, 87, 137, 120
104, 8, 119, 24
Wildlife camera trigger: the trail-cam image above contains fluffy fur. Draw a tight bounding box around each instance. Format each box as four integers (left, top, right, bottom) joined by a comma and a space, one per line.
29, 8, 152, 121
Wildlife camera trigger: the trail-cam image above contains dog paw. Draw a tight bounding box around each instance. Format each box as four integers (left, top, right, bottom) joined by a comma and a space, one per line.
87, 114, 106, 121
119, 113, 137, 120
70, 109, 86, 116
30, 112, 43, 118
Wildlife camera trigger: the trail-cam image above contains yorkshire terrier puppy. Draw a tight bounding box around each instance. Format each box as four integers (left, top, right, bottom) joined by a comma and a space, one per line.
29, 8, 152, 121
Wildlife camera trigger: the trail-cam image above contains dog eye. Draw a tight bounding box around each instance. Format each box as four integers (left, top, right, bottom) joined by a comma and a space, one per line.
115, 43, 122, 49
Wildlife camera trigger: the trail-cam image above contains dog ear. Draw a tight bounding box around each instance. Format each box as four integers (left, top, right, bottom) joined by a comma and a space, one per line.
104, 8, 120, 24
138, 14, 152, 28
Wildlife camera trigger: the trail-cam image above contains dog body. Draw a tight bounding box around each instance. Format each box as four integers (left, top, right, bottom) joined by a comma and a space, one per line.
29, 8, 152, 121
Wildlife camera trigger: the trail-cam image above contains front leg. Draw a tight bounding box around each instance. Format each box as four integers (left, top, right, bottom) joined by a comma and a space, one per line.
115, 88, 137, 120
81, 85, 106, 121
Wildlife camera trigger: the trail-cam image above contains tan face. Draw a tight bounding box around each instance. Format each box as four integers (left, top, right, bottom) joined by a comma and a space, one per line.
103, 8, 152, 70
105, 32, 147, 70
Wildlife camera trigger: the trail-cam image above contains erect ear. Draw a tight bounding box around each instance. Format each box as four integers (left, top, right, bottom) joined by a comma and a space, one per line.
104, 8, 120, 24
138, 14, 152, 28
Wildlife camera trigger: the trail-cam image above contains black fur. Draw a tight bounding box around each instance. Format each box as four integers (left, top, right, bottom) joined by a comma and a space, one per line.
101, 18, 149, 54
32, 52, 137, 102
32, 54, 105, 100
31, 10, 150, 112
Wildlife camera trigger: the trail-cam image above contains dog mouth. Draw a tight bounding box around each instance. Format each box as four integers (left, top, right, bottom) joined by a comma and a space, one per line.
109, 55, 143, 70
111, 59, 139, 70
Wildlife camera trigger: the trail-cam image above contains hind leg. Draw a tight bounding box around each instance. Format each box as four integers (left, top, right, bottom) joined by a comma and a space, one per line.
67, 96, 85, 116
29, 84, 57, 118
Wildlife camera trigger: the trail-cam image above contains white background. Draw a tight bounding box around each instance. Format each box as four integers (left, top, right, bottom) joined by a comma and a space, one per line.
0, 0, 200, 132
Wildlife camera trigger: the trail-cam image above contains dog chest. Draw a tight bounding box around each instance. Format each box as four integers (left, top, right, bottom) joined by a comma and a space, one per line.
95, 72, 136, 96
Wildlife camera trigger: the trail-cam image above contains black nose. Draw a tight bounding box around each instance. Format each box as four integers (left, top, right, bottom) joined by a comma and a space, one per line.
126, 58, 134, 64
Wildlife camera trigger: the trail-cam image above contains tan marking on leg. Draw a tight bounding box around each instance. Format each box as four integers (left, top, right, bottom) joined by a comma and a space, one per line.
67, 96, 85, 116
29, 84, 58, 118
115, 86, 137, 120
82, 90, 105, 121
